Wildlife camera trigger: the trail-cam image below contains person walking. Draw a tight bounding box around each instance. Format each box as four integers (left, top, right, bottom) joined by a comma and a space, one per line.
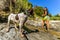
41, 7, 50, 31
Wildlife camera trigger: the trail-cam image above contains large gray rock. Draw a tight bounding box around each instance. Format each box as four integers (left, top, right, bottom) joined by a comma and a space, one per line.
0, 0, 7, 10
26, 31, 58, 40
0, 23, 26, 40
0, 23, 59, 40
26, 20, 60, 32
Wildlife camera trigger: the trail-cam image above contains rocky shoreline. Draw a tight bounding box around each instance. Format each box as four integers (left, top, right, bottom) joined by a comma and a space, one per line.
0, 20, 60, 40
26, 20, 60, 31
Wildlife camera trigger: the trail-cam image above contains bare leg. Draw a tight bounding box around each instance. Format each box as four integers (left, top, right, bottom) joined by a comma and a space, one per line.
41, 20, 44, 29
46, 20, 50, 31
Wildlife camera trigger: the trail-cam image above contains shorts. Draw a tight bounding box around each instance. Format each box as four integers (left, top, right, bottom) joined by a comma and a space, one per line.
42, 16, 50, 21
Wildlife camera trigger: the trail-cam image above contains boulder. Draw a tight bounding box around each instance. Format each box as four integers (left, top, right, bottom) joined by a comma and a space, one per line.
0, 23, 59, 40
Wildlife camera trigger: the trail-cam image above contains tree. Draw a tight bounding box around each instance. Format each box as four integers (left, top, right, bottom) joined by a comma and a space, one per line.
48, 13, 52, 17
34, 6, 44, 17
55, 14, 60, 17
8, 0, 33, 13
28, 2, 33, 9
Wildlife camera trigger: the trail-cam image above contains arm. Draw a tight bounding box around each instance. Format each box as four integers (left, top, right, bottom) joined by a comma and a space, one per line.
42, 10, 47, 16
44, 10, 47, 16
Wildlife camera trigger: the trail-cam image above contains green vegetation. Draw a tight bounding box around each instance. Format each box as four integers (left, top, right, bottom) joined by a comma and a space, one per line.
34, 6, 44, 17
50, 16, 60, 20
0, 0, 60, 21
